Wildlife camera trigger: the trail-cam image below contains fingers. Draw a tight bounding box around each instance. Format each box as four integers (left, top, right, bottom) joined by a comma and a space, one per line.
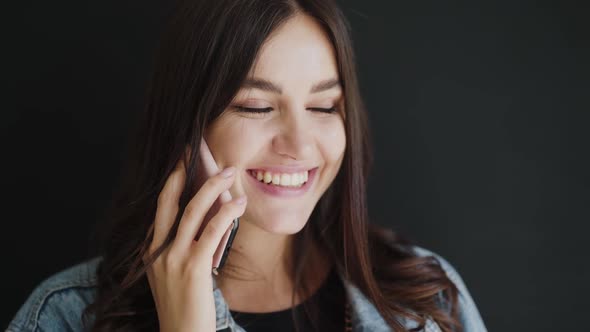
192, 196, 246, 258
199, 138, 221, 176
200, 138, 233, 204
151, 157, 186, 255
172, 167, 238, 251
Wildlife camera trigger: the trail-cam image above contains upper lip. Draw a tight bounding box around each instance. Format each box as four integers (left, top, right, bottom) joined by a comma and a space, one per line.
248, 165, 317, 173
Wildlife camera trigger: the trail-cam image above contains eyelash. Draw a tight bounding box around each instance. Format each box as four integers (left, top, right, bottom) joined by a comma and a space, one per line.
234, 106, 338, 114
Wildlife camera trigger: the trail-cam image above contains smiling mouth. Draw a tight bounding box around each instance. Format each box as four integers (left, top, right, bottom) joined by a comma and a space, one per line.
245, 167, 318, 197
246, 168, 317, 188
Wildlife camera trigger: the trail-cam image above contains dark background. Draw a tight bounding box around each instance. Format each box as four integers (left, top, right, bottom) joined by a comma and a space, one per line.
3, 0, 589, 330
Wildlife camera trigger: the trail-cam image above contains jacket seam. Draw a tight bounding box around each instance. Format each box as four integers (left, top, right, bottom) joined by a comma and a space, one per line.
23, 278, 98, 331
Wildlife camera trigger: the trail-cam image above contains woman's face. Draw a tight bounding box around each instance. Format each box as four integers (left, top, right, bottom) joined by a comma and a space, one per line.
204, 14, 346, 234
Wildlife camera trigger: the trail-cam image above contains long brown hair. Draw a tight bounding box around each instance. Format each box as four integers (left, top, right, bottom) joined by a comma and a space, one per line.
84, 0, 461, 331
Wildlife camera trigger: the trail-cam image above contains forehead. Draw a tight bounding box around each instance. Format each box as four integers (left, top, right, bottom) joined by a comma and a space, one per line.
248, 14, 339, 86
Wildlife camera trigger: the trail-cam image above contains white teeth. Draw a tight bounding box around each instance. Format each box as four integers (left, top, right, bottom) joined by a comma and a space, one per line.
263, 171, 272, 184
272, 173, 280, 185
280, 173, 291, 186
251, 169, 310, 187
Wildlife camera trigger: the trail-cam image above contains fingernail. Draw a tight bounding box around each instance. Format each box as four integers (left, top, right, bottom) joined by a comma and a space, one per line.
234, 196, 247, 204
220, 167, 236, 178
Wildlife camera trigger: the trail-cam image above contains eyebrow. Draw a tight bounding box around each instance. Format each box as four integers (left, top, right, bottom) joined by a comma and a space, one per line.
241, 77, 341, 94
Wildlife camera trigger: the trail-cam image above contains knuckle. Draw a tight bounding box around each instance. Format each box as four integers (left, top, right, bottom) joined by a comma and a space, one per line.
201, 179, 217, 193
143, 249, 162, 272
146, 245, 155, 257
158, 173, 184, 205
162, 250, 181, 270
183, 201, 199, 217
144, 244, 158, 262
206, 174, 230, 190
157, 189, 176, 207
204, 221, 220, 238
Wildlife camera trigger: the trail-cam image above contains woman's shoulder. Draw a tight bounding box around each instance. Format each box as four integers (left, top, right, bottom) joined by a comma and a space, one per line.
408, 245, 488, 332
410, 245, 466, 288
7, 257, 103, 332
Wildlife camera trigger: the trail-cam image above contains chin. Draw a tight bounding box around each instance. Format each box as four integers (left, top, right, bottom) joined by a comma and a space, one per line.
247, 212, 310, 235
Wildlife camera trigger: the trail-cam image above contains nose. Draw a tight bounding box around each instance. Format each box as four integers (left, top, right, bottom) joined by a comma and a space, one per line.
272, 107, 313, 160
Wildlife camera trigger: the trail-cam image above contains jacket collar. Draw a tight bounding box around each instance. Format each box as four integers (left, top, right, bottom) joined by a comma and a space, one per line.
211, 270, 437, 332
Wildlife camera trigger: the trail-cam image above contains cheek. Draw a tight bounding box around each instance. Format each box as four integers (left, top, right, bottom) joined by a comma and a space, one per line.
318, 119, 346, 163
205, 118, 257, 166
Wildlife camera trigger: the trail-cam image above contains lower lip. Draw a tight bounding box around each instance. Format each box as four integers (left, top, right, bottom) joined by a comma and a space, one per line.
246, 168, 318, 198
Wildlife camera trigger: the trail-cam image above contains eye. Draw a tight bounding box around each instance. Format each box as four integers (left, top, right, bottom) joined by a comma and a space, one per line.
233, 106, 339, 114
234, 106, 273, 113
307, 107, 338, 114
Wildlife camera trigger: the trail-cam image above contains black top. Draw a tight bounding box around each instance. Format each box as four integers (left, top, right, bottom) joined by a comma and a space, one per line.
219, 267, 345, 332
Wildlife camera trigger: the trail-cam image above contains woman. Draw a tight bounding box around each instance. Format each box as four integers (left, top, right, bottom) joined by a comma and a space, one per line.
8, 0, 487, 331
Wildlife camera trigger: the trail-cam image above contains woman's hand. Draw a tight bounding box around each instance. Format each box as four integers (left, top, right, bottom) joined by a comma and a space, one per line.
143, 157, 247, 332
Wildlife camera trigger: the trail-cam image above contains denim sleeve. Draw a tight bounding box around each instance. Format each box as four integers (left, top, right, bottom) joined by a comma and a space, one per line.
412, 246, 488, 332
6, 259, 100, 332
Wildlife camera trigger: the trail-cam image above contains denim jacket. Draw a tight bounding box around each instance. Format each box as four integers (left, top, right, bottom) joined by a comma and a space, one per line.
7, 246, 487, 332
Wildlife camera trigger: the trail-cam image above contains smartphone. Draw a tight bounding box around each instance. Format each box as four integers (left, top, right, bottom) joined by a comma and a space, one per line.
197, 138, 240, 275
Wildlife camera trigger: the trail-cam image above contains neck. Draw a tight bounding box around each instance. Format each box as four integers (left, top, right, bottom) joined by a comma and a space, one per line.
214, 218, 294, 288
213, 219, 331, 312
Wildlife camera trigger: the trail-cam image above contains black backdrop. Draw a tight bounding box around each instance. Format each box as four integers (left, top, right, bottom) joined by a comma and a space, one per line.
3, 1, 589, 330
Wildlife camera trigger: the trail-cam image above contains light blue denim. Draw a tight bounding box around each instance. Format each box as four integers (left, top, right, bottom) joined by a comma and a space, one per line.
7, 246, 487, 331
